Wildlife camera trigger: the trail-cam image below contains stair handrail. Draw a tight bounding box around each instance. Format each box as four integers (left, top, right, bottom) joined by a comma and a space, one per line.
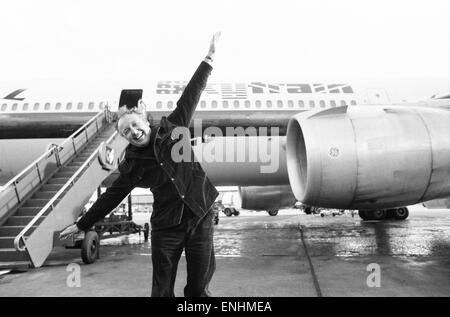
0, 107, 111, 201
14, 126, 121, 252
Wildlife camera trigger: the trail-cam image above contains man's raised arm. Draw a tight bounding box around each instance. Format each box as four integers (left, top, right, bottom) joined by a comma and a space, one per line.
167, 32, 220, 127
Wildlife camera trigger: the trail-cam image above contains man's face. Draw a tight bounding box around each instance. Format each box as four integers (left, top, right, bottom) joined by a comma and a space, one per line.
118, 113, 151, 147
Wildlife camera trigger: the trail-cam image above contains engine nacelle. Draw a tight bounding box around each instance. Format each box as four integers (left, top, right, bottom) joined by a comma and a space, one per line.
239, 185, 296, 211
286, 106, 450, 209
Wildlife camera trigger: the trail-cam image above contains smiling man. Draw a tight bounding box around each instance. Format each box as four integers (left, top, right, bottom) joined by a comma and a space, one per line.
60, 32, 221, 297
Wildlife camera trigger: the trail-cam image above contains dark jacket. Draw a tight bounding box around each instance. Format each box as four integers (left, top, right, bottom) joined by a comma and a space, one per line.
77, 61, 219, 231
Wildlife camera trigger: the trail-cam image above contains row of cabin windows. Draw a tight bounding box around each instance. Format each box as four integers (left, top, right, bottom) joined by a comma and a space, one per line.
0, 102, 105, 112
155, 99, 357, 109
1, 99, 357, 112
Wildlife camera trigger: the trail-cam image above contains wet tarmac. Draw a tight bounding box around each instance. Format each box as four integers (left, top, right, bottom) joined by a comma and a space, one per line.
0, 206, 449, 297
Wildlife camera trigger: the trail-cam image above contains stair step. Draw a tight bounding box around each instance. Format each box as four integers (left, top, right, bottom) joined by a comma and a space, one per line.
67, 162, 83, 167
41, 184, 63, 192
0, 249, 30, 262
54, 171, 75, 178
33, 191, 58, 199
60, 166, 79, 173
48, 177, 70, 185
6, 216, 46, 226
0, 226, 37, 237
0, 261, 30, 270
15, 207, 41, 217
0, 237, 15, 248
25, 198, 60, 208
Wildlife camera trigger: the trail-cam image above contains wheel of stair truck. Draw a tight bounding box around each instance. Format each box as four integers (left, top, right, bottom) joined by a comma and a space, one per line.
143, 223, 150, 242
81, 231, 100, 264
224, 208, 233, 217
267, 209, 278, 216
231, 208, 239, 216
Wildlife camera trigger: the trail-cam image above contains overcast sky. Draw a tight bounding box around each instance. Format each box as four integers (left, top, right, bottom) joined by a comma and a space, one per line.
0, 0, 449, 82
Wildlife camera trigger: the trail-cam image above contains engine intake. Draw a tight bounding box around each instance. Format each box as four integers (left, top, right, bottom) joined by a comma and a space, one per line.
286, 106, 450, 209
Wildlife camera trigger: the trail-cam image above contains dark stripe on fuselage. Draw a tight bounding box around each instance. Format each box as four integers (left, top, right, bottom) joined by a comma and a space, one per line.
0, 110, 302, 139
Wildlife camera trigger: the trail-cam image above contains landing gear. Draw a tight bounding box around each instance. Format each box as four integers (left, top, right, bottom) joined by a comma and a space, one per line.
388, 207, 409, 220
267, 209, 278, 216
358, 207, 409, 221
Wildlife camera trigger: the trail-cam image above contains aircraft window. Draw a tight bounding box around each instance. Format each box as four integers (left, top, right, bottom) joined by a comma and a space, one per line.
330, 100, 336, 107
223, 101, 229, 108
340, 100, 346, 106
309, 100, 315, 108
277, 100, 283, 108
22, 103, 29, 111
319, 100, 326, 108
200, 100, 207, 108
66, 102, 72, 110
55, 102, 62, 110
298, 100, 304, 108
255, 100, 262, 108
45, 103, 50, 110
33, 103, 40, 110
99, 102, 104, 109
12, 103, 18, 111
88, 102, 94, 110
167, 101, 174, 109
156, 101, 162, 109
233, 100, 239, 108
288, 100, 294, 108
211, 100, 218, 108
245, 100, 251, 108
1, 104, 7, 111
266, 100, 272, 108
351, 100, 357, 105
77, 102, 83, 110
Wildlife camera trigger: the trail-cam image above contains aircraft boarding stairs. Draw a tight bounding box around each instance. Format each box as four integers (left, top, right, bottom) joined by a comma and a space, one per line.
0, 108, 128, 269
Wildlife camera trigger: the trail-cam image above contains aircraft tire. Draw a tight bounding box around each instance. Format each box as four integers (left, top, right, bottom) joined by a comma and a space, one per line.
392, 207, 409, 220
267, 209, 278, 216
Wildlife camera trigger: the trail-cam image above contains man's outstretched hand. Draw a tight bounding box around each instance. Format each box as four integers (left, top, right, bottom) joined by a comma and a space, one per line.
207, 32, 221, 60
59, 224, 81, 240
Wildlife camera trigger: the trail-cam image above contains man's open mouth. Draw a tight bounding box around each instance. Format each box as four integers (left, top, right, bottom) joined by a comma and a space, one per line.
133, 131, 144, 141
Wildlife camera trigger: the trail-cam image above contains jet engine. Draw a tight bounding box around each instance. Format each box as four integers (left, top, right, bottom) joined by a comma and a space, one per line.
239, 185, 297, 213
286, 106, 450, 209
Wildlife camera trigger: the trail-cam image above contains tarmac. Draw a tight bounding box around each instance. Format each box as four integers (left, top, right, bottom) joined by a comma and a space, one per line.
0, 205, 449, 297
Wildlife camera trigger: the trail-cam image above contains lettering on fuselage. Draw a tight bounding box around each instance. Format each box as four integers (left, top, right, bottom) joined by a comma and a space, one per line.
157, 82, 354, 99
